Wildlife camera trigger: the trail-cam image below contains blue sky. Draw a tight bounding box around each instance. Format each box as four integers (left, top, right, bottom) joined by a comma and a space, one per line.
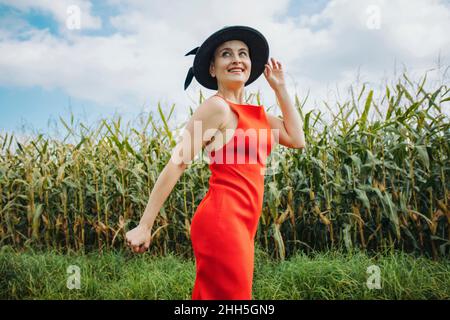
0, 1, 127, 134
0, 0, 449, 137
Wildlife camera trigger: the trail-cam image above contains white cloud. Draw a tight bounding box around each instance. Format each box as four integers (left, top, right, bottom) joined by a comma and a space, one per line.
0, 0, 449, 122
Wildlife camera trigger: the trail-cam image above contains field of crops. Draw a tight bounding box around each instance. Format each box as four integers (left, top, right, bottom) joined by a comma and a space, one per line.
0, 73, 449, 259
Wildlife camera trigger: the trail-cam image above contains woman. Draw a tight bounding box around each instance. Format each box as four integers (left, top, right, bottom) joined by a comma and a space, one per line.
125, 25, 306, 300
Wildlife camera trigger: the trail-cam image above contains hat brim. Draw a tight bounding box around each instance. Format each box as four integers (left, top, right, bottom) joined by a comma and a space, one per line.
192, 26, 269, 90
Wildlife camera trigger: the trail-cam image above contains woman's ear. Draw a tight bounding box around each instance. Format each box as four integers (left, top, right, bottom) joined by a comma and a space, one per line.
209, 61, 215, 78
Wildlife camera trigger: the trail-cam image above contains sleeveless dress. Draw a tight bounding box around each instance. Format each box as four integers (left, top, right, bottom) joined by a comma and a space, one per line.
190, 94, 274, 300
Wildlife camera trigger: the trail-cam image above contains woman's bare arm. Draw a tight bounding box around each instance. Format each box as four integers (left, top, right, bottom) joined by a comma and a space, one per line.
266, 86, 306, 149
263, 57, 306, 149
126, 96, 228, 252
138, 160, 187, 231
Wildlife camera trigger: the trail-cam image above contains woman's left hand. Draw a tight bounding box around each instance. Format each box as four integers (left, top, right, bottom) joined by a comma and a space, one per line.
264, 57, 286, 90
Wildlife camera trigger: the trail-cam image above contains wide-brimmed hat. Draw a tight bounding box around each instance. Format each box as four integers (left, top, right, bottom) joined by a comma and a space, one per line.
184, 25, 269, 90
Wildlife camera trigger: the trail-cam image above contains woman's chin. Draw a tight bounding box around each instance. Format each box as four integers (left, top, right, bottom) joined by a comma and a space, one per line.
220, 77, 248, 86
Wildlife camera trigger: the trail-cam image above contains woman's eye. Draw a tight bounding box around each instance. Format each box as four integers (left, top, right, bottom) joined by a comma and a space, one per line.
222, 51, 247, 57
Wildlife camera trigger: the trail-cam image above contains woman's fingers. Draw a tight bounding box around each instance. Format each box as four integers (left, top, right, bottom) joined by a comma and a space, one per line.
271, 57, 282, 70
269, 57, 283, 70
267, 58, 282, 72
265, 57, 283, 78
127, 238, 149, 253
271, 57, 277, 69
125, 226, 151, 253
127, 237, 140, 249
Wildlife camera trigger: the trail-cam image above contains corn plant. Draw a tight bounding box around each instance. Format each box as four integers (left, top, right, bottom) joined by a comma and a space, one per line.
0, 72, 448, 260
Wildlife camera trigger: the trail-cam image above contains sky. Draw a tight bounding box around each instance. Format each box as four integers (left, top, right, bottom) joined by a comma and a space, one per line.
0, 0, 449, 139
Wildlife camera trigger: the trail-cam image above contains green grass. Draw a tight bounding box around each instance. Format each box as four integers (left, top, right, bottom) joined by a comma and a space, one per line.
1, 245, 449, 300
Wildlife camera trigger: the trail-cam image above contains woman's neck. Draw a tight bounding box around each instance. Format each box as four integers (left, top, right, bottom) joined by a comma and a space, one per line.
216, 90, 246, 105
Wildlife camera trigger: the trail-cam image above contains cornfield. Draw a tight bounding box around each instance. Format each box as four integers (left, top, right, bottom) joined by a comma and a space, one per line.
0, 72, 449, 260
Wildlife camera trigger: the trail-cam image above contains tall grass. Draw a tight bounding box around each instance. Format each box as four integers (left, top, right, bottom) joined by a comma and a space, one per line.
0, 72, 449, 259
1, 245, 449, 299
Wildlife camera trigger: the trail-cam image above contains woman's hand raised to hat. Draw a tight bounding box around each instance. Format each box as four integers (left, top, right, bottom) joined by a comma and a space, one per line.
264, 57, 286, 91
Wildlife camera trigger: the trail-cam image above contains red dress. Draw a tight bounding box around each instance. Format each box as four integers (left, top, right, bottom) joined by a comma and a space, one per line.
190, 94, 274, 300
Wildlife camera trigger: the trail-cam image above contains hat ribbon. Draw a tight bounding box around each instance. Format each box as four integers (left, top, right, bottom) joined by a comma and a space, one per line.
184, 46, 199, 90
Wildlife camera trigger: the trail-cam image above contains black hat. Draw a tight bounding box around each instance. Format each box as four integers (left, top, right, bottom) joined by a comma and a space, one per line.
184, 25, 269, 90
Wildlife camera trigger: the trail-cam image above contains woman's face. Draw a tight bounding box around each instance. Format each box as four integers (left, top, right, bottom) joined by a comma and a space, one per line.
209, 40, 251, 88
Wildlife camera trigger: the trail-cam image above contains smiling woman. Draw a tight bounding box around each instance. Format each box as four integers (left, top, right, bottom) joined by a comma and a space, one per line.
125, 25, 306, 301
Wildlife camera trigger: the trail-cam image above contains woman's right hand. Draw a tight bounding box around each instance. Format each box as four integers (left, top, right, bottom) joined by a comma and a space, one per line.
125, 224, 152, 253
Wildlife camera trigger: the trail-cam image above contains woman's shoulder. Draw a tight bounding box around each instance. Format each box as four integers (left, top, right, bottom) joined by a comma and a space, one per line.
206, 94, 230, 107
198, 95, 230, 114
191, 95, 230, 126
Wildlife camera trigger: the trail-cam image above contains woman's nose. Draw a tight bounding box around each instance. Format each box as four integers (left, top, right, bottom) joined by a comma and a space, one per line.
231, 54, 243, 63
231, 58, 243, 66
